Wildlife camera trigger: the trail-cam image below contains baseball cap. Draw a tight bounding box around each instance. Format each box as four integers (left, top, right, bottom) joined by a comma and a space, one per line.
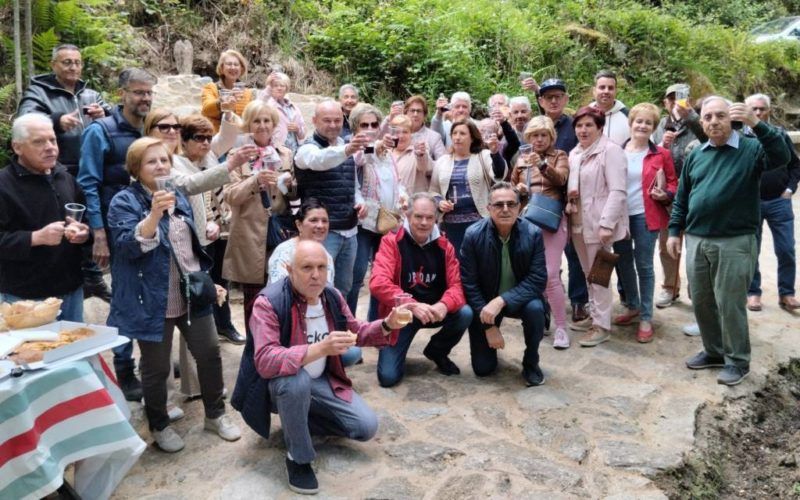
538, 78, 567, 95
665, 84, 684, 97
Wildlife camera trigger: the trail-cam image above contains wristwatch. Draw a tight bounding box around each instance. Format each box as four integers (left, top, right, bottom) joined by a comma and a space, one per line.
381, 320, 392, 334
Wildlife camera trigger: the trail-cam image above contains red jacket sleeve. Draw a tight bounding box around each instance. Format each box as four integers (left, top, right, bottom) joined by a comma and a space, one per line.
438, 237, 466, 313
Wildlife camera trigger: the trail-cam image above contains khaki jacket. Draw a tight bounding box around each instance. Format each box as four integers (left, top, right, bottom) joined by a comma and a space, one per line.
510, 148, 569, 204
430, 150, 505, 218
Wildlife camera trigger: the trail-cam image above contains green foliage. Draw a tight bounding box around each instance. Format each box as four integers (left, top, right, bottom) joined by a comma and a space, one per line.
0, 83, 16, 167
32, 28, 59, 71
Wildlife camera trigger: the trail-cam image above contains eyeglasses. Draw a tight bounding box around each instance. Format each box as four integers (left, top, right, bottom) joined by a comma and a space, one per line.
359, 122, 380, 129
751, 107, 767, 112
156, 123, 182, 133
126, 89, 154, 98
57, 59, 82, 68
190, 134, 213, 143
407, 108, 425, 114
489, 201, 519, 210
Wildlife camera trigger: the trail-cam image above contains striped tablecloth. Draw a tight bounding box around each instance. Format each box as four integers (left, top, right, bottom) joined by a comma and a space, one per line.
0, 356, 146, 500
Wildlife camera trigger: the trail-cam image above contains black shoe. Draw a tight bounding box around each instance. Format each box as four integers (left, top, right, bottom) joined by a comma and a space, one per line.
286, 457, 319, 495
218, 326, 245, 345
571, 303, 588, 323
423, 346, 460, 376
717, 365, 750, 386
83, 277, 112, 303
522, 366, 545, 387
685, 351, 725, 370
117, 368, 143, 402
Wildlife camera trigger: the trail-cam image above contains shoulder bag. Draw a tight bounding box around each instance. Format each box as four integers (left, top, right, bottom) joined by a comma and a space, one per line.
522, 160, 563, 233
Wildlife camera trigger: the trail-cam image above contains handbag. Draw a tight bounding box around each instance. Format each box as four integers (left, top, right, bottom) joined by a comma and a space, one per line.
169, 245, 216, 316
587, 248, 620, 288
522, 161, 563, 233
267, 212, 298, 250
376, 206, 402, 234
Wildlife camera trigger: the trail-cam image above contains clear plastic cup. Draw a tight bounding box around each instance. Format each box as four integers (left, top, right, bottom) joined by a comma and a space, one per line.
394, 293, 413, 326
64, 203, 86, 223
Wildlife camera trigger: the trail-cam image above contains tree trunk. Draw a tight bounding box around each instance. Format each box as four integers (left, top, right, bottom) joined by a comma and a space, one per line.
13, 0, 22, 96
24, 0, 34, 79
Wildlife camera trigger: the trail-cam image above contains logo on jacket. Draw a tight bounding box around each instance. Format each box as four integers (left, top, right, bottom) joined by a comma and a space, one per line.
407, 266, 436, 289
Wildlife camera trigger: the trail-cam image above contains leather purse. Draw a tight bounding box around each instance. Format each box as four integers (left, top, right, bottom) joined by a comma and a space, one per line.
587, 248, 620, 288
376, 206, 402, 234
522, 162, 563, 233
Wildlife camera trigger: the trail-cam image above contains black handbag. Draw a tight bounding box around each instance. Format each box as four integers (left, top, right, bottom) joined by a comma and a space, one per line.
169, 246, 216, 316
522, 162, 563, 233
267, 212, 298, 250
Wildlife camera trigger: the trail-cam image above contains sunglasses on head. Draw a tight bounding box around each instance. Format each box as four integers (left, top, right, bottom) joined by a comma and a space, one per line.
156, 123, 182, 133
190, 134, 213, 143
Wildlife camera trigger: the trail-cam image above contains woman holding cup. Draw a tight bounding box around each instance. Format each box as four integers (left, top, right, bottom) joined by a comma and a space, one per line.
381, 95, 446, 161
430, 119, 507, 252
260, 71, 306, 152
389, 114, 433, 195
201, 49, 254, 133
107, 137, 240, 453
510, 116, 571, 348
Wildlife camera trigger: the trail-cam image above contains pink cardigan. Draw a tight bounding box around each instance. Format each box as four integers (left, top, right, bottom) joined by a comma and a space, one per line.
568, 135, 629, 244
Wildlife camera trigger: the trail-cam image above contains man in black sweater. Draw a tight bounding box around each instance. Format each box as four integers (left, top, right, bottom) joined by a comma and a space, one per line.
0, 114, 91, 321
743, 94, 800, 312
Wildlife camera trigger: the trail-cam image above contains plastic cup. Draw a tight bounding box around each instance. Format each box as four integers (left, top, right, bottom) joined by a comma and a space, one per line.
394, 293, 413, 326
154, 176, 176, 214
64, 203, 86, 223
675, 84, 690, 109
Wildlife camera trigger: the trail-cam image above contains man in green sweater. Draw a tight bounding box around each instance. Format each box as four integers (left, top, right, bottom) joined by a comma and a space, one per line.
667, 96, 791, 386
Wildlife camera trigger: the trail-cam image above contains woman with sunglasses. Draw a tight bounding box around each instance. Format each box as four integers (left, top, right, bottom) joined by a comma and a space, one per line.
430, 119, 507, 252
346, 104, 407, 319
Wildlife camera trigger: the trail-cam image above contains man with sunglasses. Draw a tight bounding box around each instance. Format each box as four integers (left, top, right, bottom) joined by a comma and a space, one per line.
78, 67, 157, 402
460, 182, 548, 386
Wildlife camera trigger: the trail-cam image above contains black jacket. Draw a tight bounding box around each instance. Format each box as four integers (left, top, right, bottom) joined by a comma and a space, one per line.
744, 127, 800, 200
0, 157, 89, 298
460, 217, 547, 313
16, 74, 110, 174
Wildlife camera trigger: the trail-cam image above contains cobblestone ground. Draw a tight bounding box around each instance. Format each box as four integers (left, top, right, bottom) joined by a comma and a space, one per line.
89, 78, 799, 498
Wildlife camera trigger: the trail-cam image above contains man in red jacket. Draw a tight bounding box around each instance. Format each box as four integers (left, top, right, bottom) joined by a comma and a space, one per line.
370, 192, 473, 387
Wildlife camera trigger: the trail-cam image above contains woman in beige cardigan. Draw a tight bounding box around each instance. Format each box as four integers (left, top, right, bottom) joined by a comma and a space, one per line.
430, 119, 507, 252
222, 100, 294, 338
566, 106, 629, 348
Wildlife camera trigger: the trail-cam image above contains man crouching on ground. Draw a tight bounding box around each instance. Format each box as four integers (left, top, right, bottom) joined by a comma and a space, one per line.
248, 240, 406, 495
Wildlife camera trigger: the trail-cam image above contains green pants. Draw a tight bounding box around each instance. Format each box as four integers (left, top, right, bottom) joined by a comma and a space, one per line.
685, 234, 757, 368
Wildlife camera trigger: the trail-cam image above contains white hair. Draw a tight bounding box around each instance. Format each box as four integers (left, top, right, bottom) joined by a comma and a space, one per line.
700, 95, 732, 114
339, 84, 359, 98
487, 93, 509, 107
745, 93, 771, 109
12, 113, 53, 142
509, 96, 532, 111
451, 91, 472, 106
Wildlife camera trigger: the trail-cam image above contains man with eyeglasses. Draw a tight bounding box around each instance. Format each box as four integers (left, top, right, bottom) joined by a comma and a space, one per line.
78, 67, 157, 402
17, 45, 113, 304
742, 93, 800, 313
460, 182, 548, 386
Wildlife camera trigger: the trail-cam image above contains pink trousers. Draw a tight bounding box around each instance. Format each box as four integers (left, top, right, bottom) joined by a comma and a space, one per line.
541, 216, 569, 329
571, 233, 613, 330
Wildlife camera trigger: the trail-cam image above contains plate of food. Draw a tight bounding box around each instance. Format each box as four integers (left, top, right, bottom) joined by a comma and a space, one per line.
0, 298, 62, 331
7, 321, 123, 369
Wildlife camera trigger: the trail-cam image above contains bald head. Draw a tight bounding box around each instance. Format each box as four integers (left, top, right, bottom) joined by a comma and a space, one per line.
289, 240, 329, 303
313, 100, 345, 143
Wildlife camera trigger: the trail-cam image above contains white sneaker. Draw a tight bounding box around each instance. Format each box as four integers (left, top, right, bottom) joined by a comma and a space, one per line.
553, 328, 570, 350
153, 426, 185, 453
682, 323, 701, 337
167, 405, 184, 422
655, 290, 678, 308
205, 414, 241, 442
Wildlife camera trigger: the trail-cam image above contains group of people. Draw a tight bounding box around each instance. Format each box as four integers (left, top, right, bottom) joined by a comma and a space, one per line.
2, 43, 798, 495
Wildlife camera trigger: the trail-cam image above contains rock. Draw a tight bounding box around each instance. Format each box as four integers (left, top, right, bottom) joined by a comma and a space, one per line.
595, 396, 648, 418
592, 419, 642, 437
405, 379, 448, 403
315, 443, 371, 475
425, 419, 487, 443
515, 386, 572, 411
218, 457, 286, 499
470, 440, 584, 491
375, 410, 409, 442
580, 360, 637, 379
383, 441, 465, 473
365, 477, 425, 499
595, 439, 682, 476
780, 453, 798, 467
400, 406, 449, 422
520, 418, 590, 464
434, 474, 488, 499
472, 404, 509, 429
173, 40, 193, 75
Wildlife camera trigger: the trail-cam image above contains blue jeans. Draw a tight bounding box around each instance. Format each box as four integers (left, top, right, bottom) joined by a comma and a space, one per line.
613, 213, 659, 321
467, 298, 545, 376
565, 240, 588, 306
748, 196, 796, 298
347, 227, 384, 317
1, 287, 84, 323
323, 230, 358, 298
377, 305, 472, 387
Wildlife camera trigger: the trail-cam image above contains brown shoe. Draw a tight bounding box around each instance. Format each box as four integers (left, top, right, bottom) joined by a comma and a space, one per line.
780, 296, 800, 311
746, 295, 762, 312
571, 303, 589, 323
578, 326, 611, 347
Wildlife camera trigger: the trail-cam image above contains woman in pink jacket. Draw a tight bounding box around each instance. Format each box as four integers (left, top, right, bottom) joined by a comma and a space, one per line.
260, 72, 306, 152
612, 103, 678, 343
566, 106, 629, 347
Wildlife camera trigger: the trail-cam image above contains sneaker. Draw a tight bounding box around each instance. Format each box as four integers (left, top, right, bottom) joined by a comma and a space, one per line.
655, 289, 678, 308
779, 296, 800, 312
286, 457, 319, 495
153, 426, 185, 453
746, 295, 762, 312
553, 328, 570, 350
423, 346, 460, 376
613, 310, 640, 326
167, 405, 185, 422
204, 414, 241, 442
570, 315, 592, 332
682, 323, 701, 337
522, 366, 545, 387
717, 365, 750, 386
578, 326, 610, 347
685, 351, 725, 370
636, 325, 654, 343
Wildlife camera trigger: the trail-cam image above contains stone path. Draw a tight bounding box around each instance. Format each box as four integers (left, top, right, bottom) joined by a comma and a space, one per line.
91, 76, 800, 498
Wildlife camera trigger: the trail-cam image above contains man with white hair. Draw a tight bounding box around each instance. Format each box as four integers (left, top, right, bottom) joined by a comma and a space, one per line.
667, 96, 791, 386
742, 93, 800, 312
338, 83, 359, 139
508, 96, 532, 142
0, 114, 91, 322
432, 91, 473, 147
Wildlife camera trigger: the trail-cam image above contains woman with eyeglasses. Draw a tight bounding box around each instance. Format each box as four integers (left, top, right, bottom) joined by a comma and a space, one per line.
223, 100, 296, 339
566, 106, 628, 348
259, 71, 306, 152
430, 119, 507, 252
346, 104, 407, 318
382, 95, 446, 161
201, 49, 254, 133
